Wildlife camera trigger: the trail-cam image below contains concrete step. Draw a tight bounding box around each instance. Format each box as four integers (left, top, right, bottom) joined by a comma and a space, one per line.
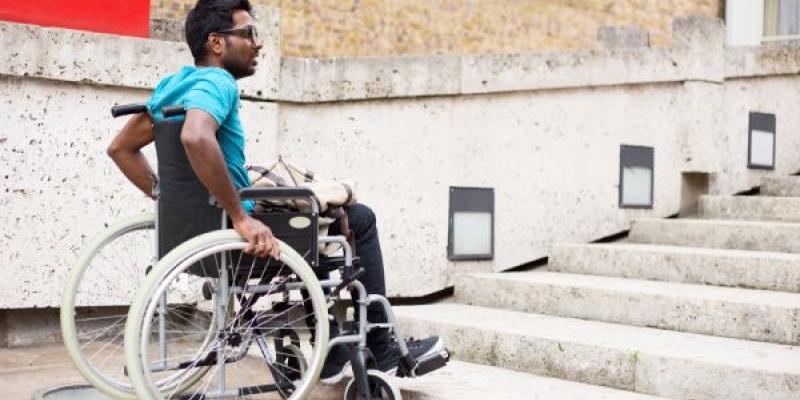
396, 360, 671, 400
319, 359, 670, 400
547, 243, 800, 292
395, 303, 800, 400
628, 218, 800, 253
454, 271, 800, 344
699, 195, 800, 222
762, 176, 800, 197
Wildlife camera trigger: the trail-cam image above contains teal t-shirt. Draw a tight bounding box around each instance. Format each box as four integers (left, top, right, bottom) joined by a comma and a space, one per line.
147, 66, 254, 213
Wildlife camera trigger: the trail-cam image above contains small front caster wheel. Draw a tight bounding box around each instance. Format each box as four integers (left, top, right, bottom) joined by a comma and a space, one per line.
276, 343, 308, 380
344, 369, 402, 400
272, 344, 308, 399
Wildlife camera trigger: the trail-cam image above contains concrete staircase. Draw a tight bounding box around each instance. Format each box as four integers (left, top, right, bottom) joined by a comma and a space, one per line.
393, 176, 800, 400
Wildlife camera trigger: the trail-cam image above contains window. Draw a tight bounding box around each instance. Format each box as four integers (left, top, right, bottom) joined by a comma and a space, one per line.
764, 0, 800, 42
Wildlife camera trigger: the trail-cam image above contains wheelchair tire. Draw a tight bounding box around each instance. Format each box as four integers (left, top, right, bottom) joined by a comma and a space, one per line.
124, 229, 329, 400
344, 369, 402, 400
60, 213, 212, 399
60, 213, 155, 399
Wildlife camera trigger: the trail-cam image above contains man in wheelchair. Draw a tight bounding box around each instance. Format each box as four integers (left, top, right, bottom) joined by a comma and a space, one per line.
107, 0, 444, 391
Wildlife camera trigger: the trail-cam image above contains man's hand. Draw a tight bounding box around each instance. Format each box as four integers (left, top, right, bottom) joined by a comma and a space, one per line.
233, 215, 281, 259
180, 109, 279, 259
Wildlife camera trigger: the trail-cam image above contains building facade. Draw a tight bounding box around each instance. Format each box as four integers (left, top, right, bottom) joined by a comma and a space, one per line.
151, 0, 723, 57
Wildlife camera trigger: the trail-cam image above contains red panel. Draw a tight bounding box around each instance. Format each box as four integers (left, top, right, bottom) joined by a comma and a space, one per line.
0, 0, 150, 37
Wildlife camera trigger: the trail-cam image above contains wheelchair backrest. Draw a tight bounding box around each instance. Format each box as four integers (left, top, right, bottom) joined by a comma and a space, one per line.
153, 117, 223, 259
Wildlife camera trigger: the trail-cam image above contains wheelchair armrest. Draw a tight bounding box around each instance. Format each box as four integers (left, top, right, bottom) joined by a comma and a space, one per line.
239, 187, 317, 203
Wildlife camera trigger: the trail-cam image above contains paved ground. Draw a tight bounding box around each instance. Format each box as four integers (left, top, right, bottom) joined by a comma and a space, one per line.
0, 342, 672, 400
1, 344, 93, 400
0, 343, 345, 400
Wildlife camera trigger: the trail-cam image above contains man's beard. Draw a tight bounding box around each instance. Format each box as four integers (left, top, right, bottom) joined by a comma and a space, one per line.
221, 41, 255, 79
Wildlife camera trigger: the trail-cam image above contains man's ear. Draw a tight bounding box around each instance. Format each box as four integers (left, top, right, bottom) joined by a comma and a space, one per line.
208, 34, 224, 57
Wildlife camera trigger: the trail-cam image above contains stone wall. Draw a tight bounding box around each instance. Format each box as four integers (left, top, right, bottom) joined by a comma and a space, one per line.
150, 0, 723, 57
2, 13, 800, 308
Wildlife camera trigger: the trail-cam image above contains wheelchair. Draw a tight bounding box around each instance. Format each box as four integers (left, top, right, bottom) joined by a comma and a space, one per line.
60, 103, 449, 400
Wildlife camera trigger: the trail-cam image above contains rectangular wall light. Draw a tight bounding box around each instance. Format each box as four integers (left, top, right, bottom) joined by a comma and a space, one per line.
748, 111, 776, 170
448, 187, 494, 260
619, 145, 654, 209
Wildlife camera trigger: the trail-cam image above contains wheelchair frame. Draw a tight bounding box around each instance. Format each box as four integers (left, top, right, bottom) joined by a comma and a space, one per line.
60, 103, 448, 400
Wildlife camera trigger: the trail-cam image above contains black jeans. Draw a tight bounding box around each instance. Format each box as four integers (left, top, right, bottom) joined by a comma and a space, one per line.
327, 203, 388, 326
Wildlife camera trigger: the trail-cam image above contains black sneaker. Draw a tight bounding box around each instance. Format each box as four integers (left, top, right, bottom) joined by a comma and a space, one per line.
373, 335, 445, 375
319, 343, 350, 385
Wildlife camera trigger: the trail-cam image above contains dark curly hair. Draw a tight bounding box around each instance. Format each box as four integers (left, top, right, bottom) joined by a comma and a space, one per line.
185, 0, 253, 63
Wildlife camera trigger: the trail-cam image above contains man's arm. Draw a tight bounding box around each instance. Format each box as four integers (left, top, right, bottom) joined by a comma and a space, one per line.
107, 112, 157, 199
181, 109, 280, 259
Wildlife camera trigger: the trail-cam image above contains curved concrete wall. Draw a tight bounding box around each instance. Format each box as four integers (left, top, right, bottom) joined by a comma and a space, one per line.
2, 13, 800, 306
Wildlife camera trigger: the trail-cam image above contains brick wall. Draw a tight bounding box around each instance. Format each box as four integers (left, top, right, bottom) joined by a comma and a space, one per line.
151, 0, 723, 57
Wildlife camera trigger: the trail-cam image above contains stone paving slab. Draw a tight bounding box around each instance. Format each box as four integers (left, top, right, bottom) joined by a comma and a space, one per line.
2, 342, 669, 400
628, 218, 800, 253
0, 344, 339, 400
699, 195, 800, 222
547, 242, 800, 292
395, 303, 800, 400
455, 271, 800, 344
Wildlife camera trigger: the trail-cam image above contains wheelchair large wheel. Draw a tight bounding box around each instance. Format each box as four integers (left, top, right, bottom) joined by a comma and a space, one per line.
124, 229, 330, 400
60, 213, 212, 399
60, 213, 156, 399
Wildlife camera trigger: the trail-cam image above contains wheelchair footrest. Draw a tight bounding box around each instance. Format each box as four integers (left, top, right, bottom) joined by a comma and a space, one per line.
396, 348, 450, 378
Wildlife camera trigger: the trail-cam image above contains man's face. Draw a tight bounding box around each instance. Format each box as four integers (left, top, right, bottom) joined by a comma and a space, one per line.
215, 10, 262, 79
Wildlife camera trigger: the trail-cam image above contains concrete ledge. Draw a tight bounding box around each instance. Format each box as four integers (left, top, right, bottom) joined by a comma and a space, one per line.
725, 41, 800, 79
0, 21, 188, 90
2, 15, 798, 103
278, 56, 462, 102
277, 46, 716, 102
699, 195, 800, 222
395, 303, 800, 400
762, 176, 800, 197
455, 271, 800, 344
547, 243, 800, 292
628, 218, 800, 253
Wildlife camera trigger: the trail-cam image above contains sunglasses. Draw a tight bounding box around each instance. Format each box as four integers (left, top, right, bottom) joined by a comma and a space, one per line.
214, 25, 258, 44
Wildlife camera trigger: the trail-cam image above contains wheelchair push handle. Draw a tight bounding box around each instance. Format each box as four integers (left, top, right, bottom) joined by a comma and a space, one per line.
162, 105, 186, 118
110, 103, 147, 118
110, 104, 186, 118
